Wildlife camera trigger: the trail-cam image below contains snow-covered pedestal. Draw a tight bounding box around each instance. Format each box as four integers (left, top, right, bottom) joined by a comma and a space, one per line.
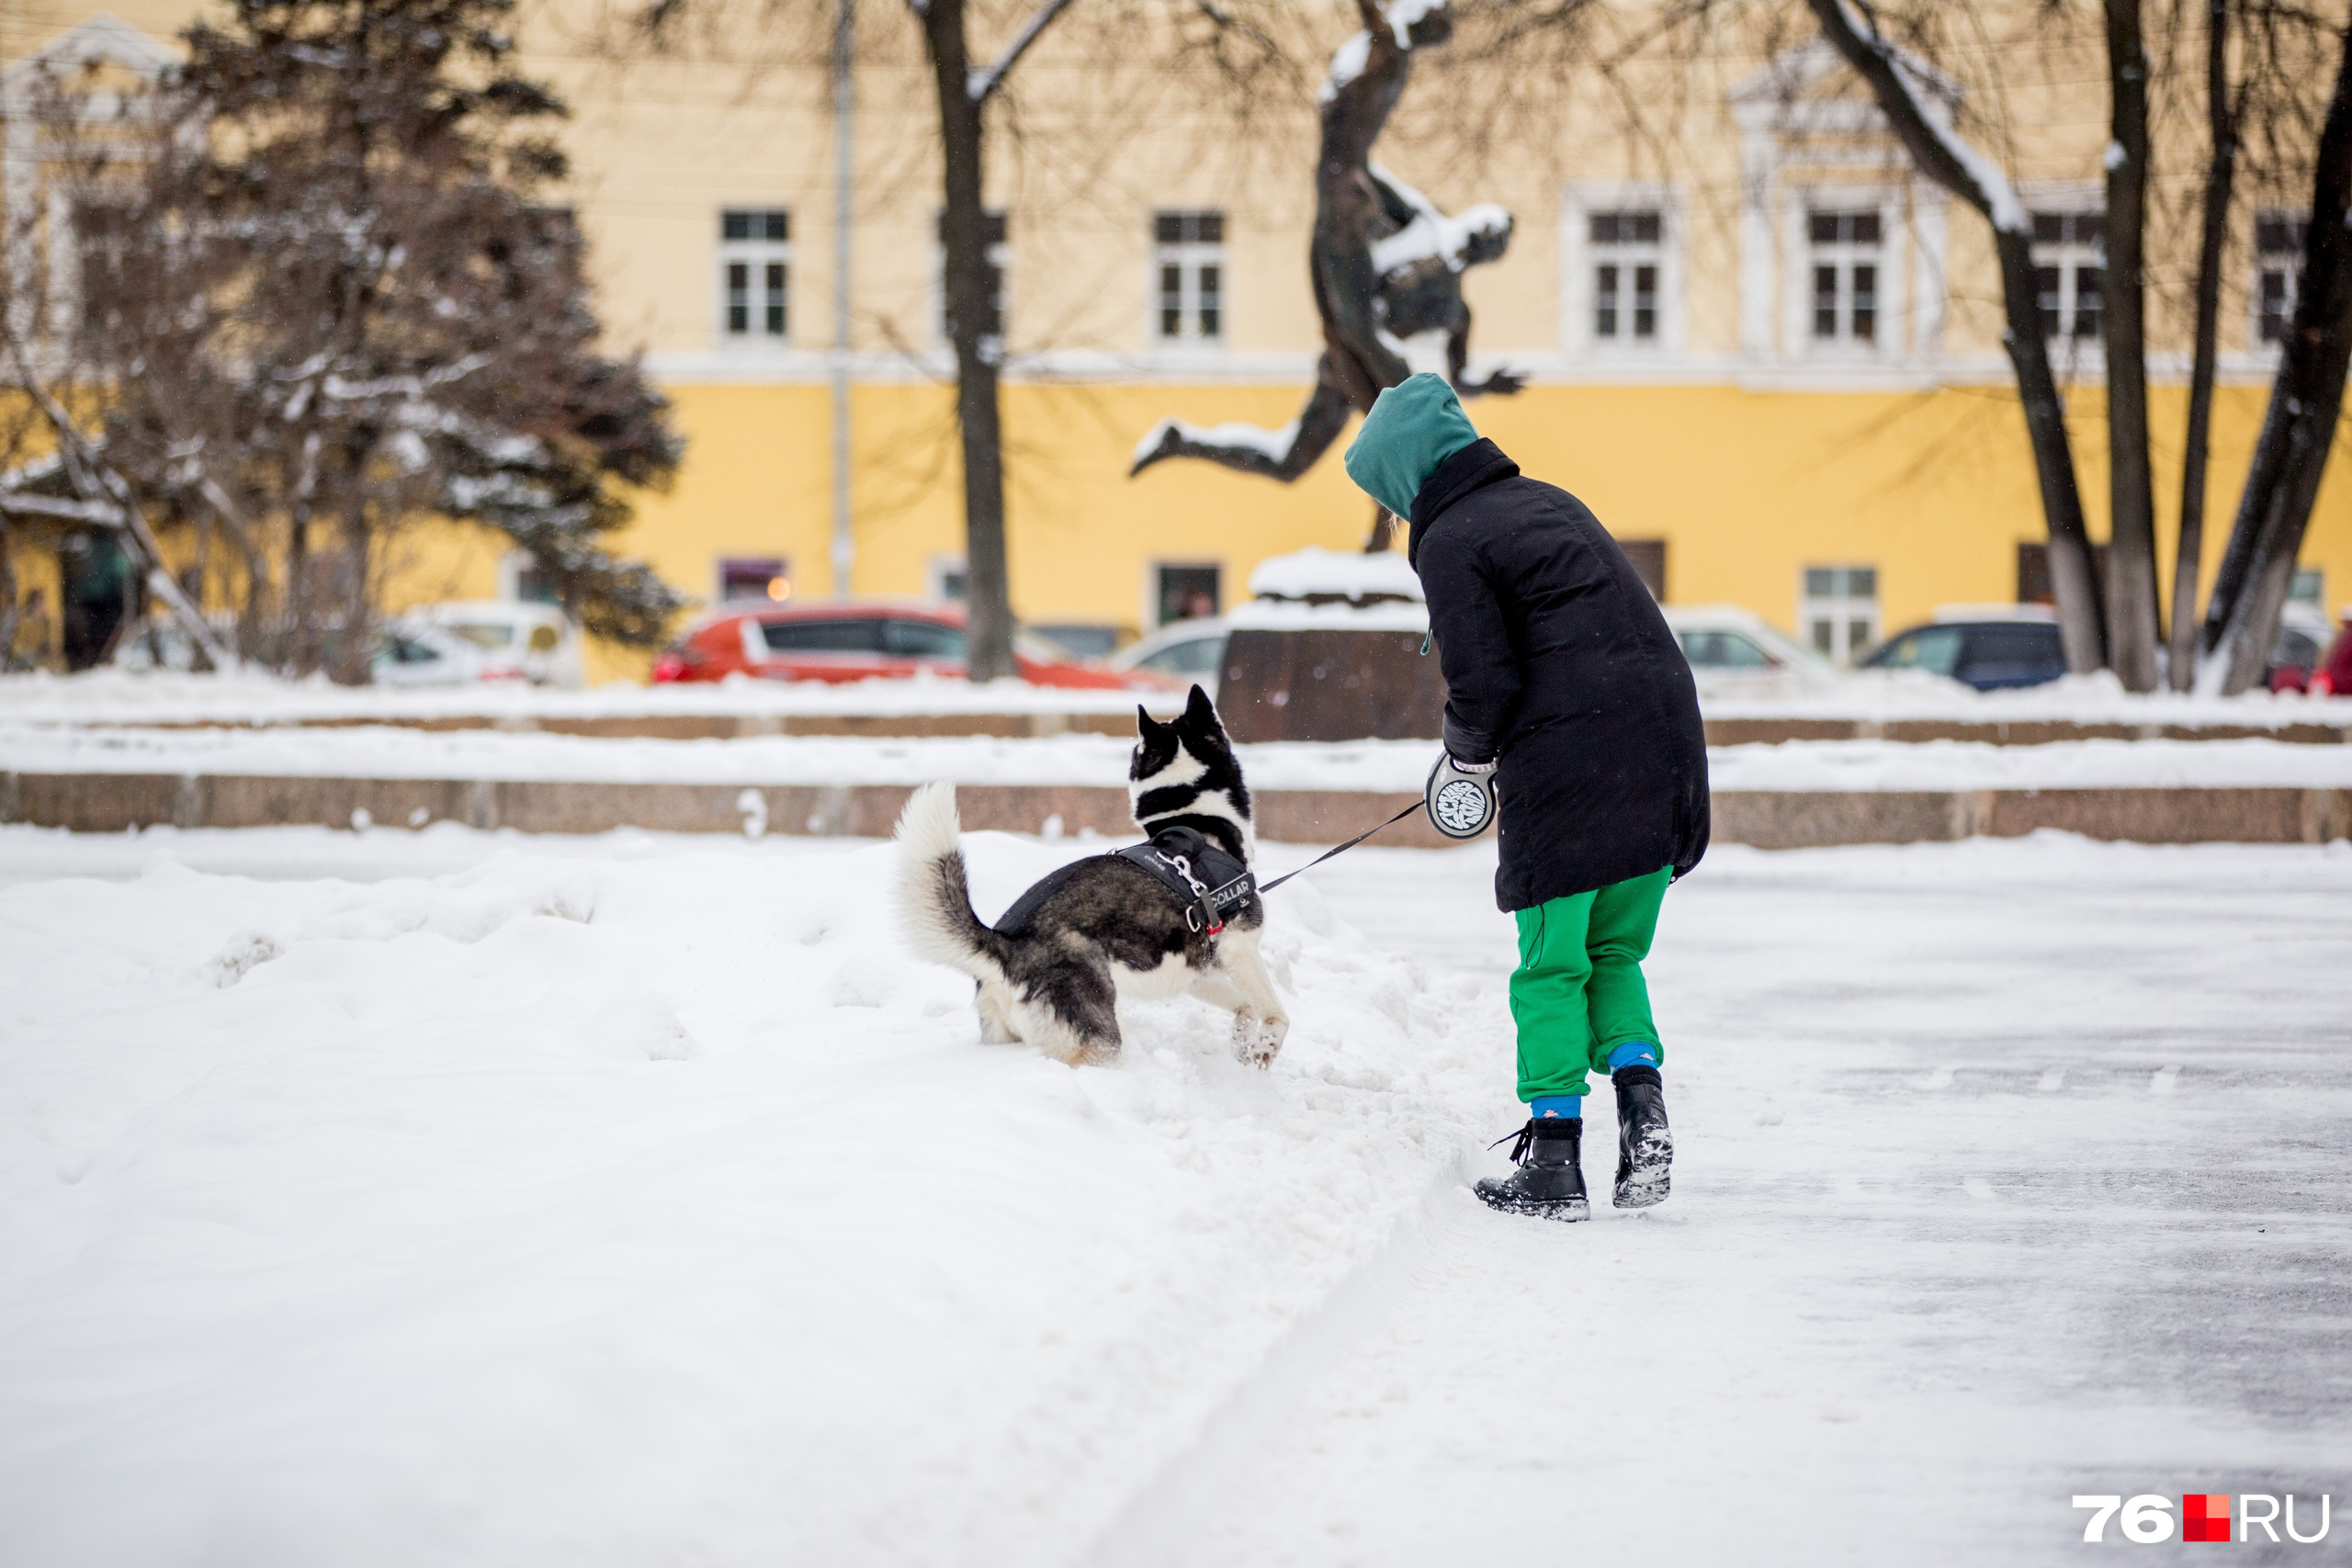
1218, 548, 1443, 743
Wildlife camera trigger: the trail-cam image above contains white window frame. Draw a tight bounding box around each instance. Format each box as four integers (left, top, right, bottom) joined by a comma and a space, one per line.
718, 555, 792, 604
2018, 184, 2103, 375
1151, 209, 1227, 350
934, 209, 1010, 354
925, 554, 969, 603
496, 550, 554, 604
1798, 564, 1881, 665
1148, 560, 1224, 630
1732, 45, 1952, 369
1561, 184, 1683, 359
2253, 209, 2306, 352
1790, 197, 1905, 360
716, 208, 791, 349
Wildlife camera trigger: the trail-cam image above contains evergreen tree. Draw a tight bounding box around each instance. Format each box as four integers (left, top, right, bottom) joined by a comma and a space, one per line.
61, 0, 685, 676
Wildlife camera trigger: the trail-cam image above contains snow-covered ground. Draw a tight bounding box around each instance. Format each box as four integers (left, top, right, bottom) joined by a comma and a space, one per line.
1, 824, 2346, 1565
6, 664, 2351, 731
0, 668, 1187, 725
9, 722, 2352, 794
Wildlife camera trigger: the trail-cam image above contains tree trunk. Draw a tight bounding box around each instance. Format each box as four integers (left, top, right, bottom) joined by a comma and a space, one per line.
287, 497, 315, 673
2200, 17, 2352, 693
2102, 0, 2159, 690
0, 513, 16, 663
923, 0, 1017, 683
239, 548, 271, 662
2171, 0, 2235, 692
1807, 0, 2108, 671
1993, 227, 2110, 671
330, 479, 375, 685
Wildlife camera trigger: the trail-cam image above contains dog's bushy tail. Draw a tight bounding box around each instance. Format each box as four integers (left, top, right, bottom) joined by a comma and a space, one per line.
891, 783, 1005, 982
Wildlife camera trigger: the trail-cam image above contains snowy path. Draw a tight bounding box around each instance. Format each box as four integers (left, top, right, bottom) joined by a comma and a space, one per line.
0, 825, 2346, 1565
1109, 842, 2352, 1566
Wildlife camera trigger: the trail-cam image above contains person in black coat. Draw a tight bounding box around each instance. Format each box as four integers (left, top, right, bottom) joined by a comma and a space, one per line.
1342, 373, 1709, 1222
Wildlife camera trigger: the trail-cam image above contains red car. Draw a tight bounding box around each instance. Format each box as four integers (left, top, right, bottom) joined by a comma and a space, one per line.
651, 601, 1181, 690
2310, 616, 2352, 696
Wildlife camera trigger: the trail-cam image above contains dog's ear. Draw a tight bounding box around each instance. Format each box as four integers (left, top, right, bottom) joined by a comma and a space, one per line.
1136, 705, 1161, 737
1183, 683, 1221, 733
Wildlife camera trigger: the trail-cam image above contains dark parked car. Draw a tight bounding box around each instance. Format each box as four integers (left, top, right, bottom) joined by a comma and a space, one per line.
1861, 617, 2068, 691
1866, 610, 2337, 692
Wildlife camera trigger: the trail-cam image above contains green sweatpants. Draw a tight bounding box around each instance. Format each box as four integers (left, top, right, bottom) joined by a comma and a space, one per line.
1508, 866, 1672, 1101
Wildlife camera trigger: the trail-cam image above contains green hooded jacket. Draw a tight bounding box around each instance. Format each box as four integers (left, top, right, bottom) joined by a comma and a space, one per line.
1341, 373, 1482, 519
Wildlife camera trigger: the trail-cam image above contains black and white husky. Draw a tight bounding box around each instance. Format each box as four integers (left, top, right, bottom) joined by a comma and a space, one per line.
892, 684, 1289, 1068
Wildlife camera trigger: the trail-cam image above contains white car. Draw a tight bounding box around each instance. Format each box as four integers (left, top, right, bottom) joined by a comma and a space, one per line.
1659, 604, 1848, 698
371, 621, 527, 687
412, 600, 583, 687
1114, 605, 1846, 703
1112, 615, 1230, 694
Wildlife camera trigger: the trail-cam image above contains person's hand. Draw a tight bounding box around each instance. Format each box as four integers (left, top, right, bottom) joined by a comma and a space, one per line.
1448, 368, 1523, 400
1426, 751, 1497, 840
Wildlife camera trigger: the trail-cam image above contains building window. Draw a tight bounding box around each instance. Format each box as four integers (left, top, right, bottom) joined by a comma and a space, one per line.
718, 557, 791, 604
937, 209, 1009, 344
1617, 538, 1667, 600
2290, 566, 2324, 608
2017, 541, 2112, 605
514, 562, 559, 604
2256, 210, 2306, 344
1800, 565, 1878, 663
1154, 210, 1225, 344
2030, 210, 2103, 343
930, 556, 968, 601
718, 209, 789, 343
1589, 209, 1663, 344
1807, 209, 1882, 345
1155, 563, 1222, 626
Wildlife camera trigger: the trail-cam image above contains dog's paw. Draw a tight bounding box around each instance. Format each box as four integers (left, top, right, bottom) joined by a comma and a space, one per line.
1233, 1013, 1288, 1070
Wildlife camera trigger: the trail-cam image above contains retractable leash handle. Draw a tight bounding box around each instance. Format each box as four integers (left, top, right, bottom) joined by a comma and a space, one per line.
1424, 753, 1497, 840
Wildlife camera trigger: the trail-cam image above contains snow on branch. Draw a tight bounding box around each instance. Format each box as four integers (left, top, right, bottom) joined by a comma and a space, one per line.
967, 0, 1075, 104
0, 491, 127, 525
1808, 0, 2027, 235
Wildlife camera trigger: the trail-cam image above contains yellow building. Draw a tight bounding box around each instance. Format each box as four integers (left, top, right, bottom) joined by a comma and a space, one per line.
5, 2, 2348, 678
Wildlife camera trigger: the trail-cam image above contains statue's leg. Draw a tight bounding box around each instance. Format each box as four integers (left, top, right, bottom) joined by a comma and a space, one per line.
1130, 355, 1358, 480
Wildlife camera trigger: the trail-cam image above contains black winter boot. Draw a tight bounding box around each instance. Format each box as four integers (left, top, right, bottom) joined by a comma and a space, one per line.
1611, 1066, 1673, 1209
1473, 1118, 1589, 1221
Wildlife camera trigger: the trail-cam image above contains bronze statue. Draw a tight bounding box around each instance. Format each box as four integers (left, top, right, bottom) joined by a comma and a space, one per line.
1130, 0, 1521, 531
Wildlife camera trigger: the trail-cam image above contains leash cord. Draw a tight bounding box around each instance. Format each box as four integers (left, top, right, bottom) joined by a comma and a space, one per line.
1255, 799, 1426, 896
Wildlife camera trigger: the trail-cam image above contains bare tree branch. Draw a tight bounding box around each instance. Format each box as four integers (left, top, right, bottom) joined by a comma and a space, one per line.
1809, 0, 2109, 671
969, 0, 1077, 102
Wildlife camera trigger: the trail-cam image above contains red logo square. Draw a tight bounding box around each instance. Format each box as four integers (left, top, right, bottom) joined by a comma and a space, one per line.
2183, 1494, 2233, 1542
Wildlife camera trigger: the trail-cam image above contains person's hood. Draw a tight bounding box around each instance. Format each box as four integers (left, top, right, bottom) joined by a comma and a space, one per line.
1341, 373, 1480, 521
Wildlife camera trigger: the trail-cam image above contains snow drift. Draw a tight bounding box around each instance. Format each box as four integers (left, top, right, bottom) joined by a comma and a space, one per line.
0, 829, 1503, 1567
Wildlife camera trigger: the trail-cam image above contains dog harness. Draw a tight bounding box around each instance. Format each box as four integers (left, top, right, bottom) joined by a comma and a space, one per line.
1114, 827, 1256, 936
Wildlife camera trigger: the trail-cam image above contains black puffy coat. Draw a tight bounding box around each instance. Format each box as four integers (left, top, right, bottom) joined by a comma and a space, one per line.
1408, 438, 1710, 911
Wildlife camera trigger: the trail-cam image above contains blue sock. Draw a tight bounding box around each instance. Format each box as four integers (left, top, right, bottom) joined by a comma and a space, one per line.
1530, 1094, 1583, 1120
1607, 1042, 1660, 1074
